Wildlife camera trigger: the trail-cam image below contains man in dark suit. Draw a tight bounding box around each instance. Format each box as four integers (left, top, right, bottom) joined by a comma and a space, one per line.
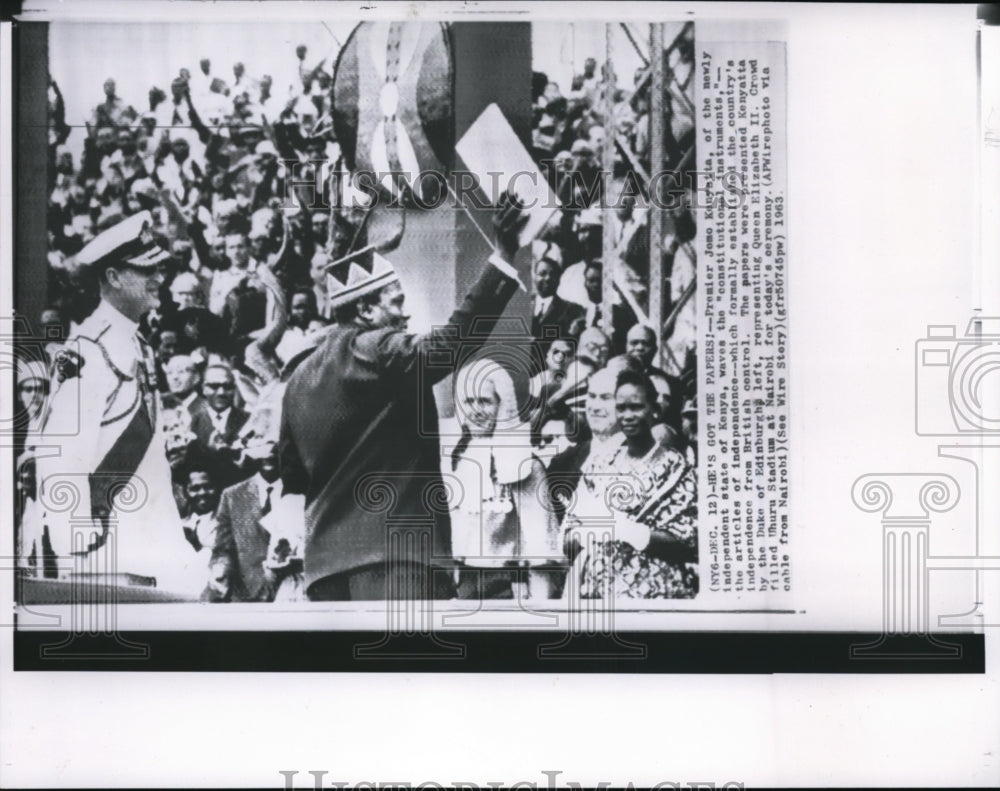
582, 260, 638, 356
190, 364, 249, 486
211, 442, 282, 602
530, 241, 584, 366
623, 323, 670, 382
280, 199, 527, 601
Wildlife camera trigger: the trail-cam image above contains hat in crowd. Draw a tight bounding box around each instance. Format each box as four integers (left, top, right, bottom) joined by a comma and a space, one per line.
570, 138, 594, 155
532, 240, 563, 268
326, 250, 399, 310
254, 140, 278, 158
75, 210, 170, 270
681, 398, 697, 416
249, 208, 273, 239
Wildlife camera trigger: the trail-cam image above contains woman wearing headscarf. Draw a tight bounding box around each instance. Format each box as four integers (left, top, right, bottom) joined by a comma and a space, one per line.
449, 357, 563, 600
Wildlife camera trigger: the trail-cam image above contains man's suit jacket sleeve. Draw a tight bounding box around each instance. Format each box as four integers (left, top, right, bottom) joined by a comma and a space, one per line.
359, 263, 520, 386
190, 408, 211, 446
278, 403, 308, 495
225, 408, 249, 443
563, 299, 585, 331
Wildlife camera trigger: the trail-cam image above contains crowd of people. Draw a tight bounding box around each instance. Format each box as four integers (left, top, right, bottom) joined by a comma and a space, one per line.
15, 27, 700, 604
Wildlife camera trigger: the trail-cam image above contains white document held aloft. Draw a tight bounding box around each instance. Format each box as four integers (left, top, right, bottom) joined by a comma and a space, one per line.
455, 103, 559, 246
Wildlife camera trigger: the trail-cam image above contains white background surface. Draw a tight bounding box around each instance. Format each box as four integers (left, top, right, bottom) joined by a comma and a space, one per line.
2, 1, 998, 788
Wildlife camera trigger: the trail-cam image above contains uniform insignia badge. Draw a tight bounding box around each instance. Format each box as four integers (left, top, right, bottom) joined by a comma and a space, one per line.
53, 348, 85, 382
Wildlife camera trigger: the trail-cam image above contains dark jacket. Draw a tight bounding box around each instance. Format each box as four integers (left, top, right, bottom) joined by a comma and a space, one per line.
190, 403, 249, 447
531, 295, 585, 369
211, 476, 274, 602
190, 403, 250, 486
582, 299, 638, 357
279, 264, 520, 593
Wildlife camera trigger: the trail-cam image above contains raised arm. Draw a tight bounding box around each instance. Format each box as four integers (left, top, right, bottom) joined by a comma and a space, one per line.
182, 88, 214, 146
362, 197, 528, 384
251, 216, 291, 352
278, 400, 308, 496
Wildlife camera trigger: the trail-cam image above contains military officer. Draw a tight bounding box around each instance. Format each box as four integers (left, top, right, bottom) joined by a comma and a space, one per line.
32, 211, 204, 597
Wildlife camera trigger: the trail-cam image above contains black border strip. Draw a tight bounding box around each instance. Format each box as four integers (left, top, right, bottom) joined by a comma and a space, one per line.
981, 4, 1000, 25
13, 631, 984, 672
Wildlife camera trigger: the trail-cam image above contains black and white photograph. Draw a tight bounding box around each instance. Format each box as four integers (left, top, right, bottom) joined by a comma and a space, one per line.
2, 2, 998, 789
11, 14, 707, 616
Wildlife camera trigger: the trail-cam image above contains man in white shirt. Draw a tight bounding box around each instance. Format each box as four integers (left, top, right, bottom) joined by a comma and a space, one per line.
208, 231, 254, 315
178, 459, 228, 600
162, 354, 205, 415
169, 271, 209, 311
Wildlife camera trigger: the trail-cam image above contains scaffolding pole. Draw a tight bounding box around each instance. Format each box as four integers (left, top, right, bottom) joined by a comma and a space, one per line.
648, 22, 666, 366
601, 23, 617, 343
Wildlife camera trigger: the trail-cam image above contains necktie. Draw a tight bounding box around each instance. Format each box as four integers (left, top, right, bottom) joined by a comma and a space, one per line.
261, 486, 273, 516
185, 517, 204, 552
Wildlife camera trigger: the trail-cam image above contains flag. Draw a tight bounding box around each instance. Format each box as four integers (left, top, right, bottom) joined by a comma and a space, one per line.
332, 21, 454, 203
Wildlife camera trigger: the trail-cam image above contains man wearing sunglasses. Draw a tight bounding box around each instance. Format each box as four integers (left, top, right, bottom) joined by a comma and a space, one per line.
32, 210, 203, 598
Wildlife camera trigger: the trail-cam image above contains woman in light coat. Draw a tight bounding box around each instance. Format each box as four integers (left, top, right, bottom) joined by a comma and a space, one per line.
448, 358, 563, 600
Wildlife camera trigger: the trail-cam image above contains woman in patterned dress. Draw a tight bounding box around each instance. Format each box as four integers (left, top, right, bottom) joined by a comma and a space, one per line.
564, 368, 698, 599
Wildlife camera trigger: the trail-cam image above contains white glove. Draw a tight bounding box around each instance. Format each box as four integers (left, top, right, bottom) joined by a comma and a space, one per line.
613, 512, 652, 552
571, 483, 609, 519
